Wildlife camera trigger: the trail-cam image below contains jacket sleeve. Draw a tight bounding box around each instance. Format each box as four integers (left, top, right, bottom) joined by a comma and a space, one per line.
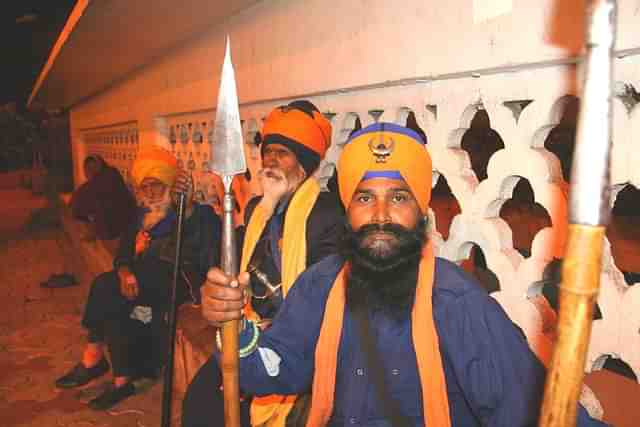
439, 291, 608, 426
228, 260, 338, 396
112, 219, 138, 270
70, 182, 95, 221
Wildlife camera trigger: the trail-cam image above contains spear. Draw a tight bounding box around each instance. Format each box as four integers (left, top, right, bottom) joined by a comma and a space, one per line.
539, 1, 616, 426
160, 192, 187, 427
210, 36, 246, 427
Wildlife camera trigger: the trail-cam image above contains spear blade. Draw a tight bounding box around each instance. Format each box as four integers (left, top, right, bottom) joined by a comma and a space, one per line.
211, 36, 247, 178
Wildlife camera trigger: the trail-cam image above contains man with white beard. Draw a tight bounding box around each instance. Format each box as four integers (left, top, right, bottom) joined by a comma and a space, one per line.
54, 146, 221, 410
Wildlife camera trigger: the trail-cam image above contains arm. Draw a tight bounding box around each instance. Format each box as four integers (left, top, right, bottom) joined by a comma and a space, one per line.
203, 258, 340, 397
112, 218, 138, 270
235, 268, 330, 396
439, 292, 607, 426
70, 182, 96, 221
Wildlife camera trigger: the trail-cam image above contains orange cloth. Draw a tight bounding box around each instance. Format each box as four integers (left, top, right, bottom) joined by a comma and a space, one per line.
210, 173, 251, 224
131, 146, 178, 187
262, 108, 332, 160
306, 242, 451, 427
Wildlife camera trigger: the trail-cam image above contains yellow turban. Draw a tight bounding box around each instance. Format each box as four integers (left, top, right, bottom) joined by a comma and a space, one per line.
337, 122, 432, 214
131, 146, 178, 187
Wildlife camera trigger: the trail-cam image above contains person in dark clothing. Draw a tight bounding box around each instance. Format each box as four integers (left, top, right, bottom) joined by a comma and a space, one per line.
182, 100, 344, 427
71, 155, 136, 240
42, 155, 136, 288
54, 146, 221, 411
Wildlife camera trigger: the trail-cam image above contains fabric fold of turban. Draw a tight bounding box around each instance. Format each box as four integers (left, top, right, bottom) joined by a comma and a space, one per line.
261, 101, 332, 176
337, 122, 432, 214
131, 146, 178, 188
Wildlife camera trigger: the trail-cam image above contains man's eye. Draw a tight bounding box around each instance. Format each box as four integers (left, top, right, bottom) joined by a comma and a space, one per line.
392, 193, 409, 202
356, 194, 371, 203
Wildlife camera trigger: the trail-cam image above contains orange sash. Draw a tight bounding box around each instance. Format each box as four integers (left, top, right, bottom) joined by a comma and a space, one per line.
305, 242, 451, 427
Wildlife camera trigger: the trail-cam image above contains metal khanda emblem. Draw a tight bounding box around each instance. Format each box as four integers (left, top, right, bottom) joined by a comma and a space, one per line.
368, 134, 395, 163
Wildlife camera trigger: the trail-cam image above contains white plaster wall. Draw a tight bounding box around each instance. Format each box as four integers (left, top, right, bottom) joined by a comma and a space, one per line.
69, 0, 640, 379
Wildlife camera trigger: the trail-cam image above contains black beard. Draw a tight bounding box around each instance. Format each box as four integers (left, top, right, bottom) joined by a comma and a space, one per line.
341, 219, 427, 318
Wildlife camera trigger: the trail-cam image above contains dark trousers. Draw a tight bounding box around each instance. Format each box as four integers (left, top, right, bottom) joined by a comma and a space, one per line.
81, 259, 173, 377
182, 355, 252, 427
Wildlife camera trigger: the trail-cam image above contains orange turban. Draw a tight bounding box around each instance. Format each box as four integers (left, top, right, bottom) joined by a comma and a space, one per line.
337, 122, 432, 214
131, 146, 178, 187
261, 100, 332, 175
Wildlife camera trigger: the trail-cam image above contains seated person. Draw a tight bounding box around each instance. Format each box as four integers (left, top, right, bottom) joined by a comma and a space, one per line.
54, 146, 221, 410
42, 155, 136, 288
71, 155, 137, 241
183, 100, 343, 427
196, 123, 605, 426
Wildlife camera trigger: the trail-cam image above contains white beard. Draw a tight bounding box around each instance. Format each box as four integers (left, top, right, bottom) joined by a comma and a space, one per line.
139, 191, 172, 230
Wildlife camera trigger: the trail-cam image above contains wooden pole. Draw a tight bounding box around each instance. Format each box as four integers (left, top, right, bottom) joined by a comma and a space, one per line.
160, 192, 187, 427
538, 225, 605, 426
220, 178, 241, 427
539, 1, 616, 425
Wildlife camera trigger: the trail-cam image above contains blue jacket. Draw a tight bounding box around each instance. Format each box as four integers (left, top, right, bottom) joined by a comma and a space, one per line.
234, 255, 606, 427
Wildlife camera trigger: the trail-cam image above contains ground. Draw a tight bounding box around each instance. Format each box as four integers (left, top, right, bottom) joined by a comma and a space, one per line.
0, 188, 180, 427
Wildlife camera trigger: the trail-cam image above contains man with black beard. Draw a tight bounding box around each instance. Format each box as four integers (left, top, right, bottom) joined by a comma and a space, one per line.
197, 123, 604, 426
342, 219, 426, 318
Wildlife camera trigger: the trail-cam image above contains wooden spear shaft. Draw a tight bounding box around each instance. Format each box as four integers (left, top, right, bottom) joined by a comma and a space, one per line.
538, 225, 605, 426
539, 1, 616, 426
220, 177, 241, 427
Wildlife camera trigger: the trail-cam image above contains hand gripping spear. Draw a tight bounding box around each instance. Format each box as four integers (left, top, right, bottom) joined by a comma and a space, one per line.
539, 1, 616, 426
210, 36, 246, 427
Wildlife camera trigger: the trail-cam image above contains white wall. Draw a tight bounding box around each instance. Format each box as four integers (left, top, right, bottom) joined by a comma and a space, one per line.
70, 0, 640, 379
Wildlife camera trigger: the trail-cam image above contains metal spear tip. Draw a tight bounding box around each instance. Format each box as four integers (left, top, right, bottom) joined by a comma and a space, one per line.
586, 0, 616, 48
210, 35, 247, 182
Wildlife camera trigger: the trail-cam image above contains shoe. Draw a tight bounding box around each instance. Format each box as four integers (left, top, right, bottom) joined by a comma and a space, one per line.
131, 376, 158, 394
55, 358, 110, 389
88, 382, 135, 411
41, 273, 78, 288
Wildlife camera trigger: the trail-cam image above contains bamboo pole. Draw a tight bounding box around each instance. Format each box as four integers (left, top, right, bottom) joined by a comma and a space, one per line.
538, 1, 616, 426
538, 225, 605, 426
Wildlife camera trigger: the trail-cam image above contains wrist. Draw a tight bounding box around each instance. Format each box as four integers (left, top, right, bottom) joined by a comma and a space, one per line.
215, 320, 260, 358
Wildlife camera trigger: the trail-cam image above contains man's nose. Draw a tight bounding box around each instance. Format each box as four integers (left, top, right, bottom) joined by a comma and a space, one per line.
262, 152, 278, 167
372, 200, 391, 223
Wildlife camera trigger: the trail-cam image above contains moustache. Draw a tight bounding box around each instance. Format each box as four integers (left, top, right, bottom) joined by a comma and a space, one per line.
355, 222, 410, 237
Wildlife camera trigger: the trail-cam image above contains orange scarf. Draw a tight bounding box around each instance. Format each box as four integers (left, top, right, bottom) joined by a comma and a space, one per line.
240, 178, 321, 427
306, 242, 451, 427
